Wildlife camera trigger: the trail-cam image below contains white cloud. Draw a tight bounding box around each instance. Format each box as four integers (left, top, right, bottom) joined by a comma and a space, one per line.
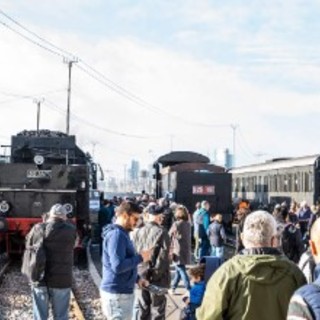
1, 3, 320, 176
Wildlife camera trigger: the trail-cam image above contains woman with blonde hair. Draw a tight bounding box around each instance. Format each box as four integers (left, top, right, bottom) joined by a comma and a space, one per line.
168, 205, 191, 294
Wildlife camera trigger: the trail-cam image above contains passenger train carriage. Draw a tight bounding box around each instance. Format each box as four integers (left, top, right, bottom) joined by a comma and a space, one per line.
0, 130, 98, 255
230, 155, 320, 208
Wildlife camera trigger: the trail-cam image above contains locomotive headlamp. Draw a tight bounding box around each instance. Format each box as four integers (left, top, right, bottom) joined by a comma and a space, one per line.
0, 201, 9, 213
34, 155, 44, 165
63, 203, 73, 214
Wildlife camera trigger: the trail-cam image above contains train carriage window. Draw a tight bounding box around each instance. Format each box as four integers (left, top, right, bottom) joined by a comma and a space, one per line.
283, 174, 287, 192
294, 174, 299, 192
270, 175, 274, 192
284, 175, 288, 192
236, 178, 240, 192
304, 172, 309, 192
310, 171, 314, 191
241, 178, 245, 192
264, 176, 268, 192
278, 175, 282, 192
287, 174, 292, 192
280, 174, 286, 192
249, 177, 253, 192
258, 176, 262, 192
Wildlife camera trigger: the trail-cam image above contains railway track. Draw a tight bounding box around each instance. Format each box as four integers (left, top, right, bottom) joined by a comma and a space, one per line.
0, 258, 11, 281
0, 257, 94, 320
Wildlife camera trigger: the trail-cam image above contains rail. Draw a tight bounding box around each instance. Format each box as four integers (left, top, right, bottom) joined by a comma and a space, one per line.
70, 291, 86, 320
0, 259, 11, 281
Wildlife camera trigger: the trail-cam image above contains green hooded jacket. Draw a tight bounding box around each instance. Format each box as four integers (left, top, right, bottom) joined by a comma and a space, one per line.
196, 253, 306, 320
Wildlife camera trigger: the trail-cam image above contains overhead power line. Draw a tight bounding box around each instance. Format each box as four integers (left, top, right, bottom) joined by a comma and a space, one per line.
0, 9, 75, 58
44, 99, 154, 139
0, 10, 258, 156
0, 9, 231, 129
0, 19, 65, 58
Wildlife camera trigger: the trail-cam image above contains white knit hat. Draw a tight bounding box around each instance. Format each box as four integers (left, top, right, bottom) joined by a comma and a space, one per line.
48, 203, 67, 219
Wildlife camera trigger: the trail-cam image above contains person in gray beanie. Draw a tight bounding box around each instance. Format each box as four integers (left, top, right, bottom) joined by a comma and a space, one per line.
30, 203, 76, 320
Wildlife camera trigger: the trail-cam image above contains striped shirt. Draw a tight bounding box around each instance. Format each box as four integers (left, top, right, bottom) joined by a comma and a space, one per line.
287, 294, 314, 320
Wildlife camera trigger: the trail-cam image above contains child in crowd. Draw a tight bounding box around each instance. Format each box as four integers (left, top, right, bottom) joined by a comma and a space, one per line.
180, 264, 206, 320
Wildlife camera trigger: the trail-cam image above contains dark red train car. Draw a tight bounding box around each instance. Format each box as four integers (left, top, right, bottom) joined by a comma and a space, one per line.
154, 151, 232, 221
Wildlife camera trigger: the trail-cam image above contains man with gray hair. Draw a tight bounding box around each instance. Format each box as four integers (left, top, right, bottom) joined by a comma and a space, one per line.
197, 210, 306, 320
30, 203, 76, 320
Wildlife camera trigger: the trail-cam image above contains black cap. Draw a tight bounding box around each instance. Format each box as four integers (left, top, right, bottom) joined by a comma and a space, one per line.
147, 205, 164, 215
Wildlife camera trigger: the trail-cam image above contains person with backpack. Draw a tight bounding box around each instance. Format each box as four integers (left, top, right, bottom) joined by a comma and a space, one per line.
280, 208, 304, 263
29, 204, 76, 320
131, 204, 171, 320
197, 201, 211, 258
287, 217, 320, 320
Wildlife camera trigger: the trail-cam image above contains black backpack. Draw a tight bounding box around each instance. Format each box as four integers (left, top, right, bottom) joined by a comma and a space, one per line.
21, 223, 47, 283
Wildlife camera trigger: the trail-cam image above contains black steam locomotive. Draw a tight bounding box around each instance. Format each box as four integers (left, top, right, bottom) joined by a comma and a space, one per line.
0, 130, 98, 254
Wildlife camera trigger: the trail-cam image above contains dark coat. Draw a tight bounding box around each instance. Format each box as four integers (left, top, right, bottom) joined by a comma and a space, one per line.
169, 220, 191, 265
36, 219, 76, 288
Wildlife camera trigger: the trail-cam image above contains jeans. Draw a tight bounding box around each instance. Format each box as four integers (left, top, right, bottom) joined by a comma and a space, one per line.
100, 289, 135, 320
32, 286, 71, 320
211, 246, 224, 259
171, 264, 190, 290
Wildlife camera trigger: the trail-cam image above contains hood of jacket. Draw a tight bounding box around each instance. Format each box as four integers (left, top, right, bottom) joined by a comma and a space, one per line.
102, 223, 126, 238
232, 253, 301, 285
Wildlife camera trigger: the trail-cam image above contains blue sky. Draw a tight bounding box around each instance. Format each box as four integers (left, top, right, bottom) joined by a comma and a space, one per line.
1, 1, 320, 176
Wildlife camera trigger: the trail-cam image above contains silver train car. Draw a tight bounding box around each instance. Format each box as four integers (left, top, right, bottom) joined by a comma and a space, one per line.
230, 155, 320, 208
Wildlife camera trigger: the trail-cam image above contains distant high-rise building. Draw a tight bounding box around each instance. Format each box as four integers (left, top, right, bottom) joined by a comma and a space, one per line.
214, 148, 233, 169
129, 159, 140, 182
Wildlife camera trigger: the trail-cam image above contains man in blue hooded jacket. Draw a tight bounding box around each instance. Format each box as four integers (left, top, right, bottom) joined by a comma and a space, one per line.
100, 201, 153, 320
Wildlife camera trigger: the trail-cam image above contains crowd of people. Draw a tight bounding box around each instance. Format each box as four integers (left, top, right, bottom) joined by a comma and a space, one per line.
27, 194, 320, 320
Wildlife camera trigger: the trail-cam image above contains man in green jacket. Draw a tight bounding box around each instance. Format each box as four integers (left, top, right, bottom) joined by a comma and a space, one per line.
196, 210, 306, 320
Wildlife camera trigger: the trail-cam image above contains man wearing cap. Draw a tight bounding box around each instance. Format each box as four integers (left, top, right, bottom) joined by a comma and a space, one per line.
131, 204, 171, 320
31, 203, 76, 320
